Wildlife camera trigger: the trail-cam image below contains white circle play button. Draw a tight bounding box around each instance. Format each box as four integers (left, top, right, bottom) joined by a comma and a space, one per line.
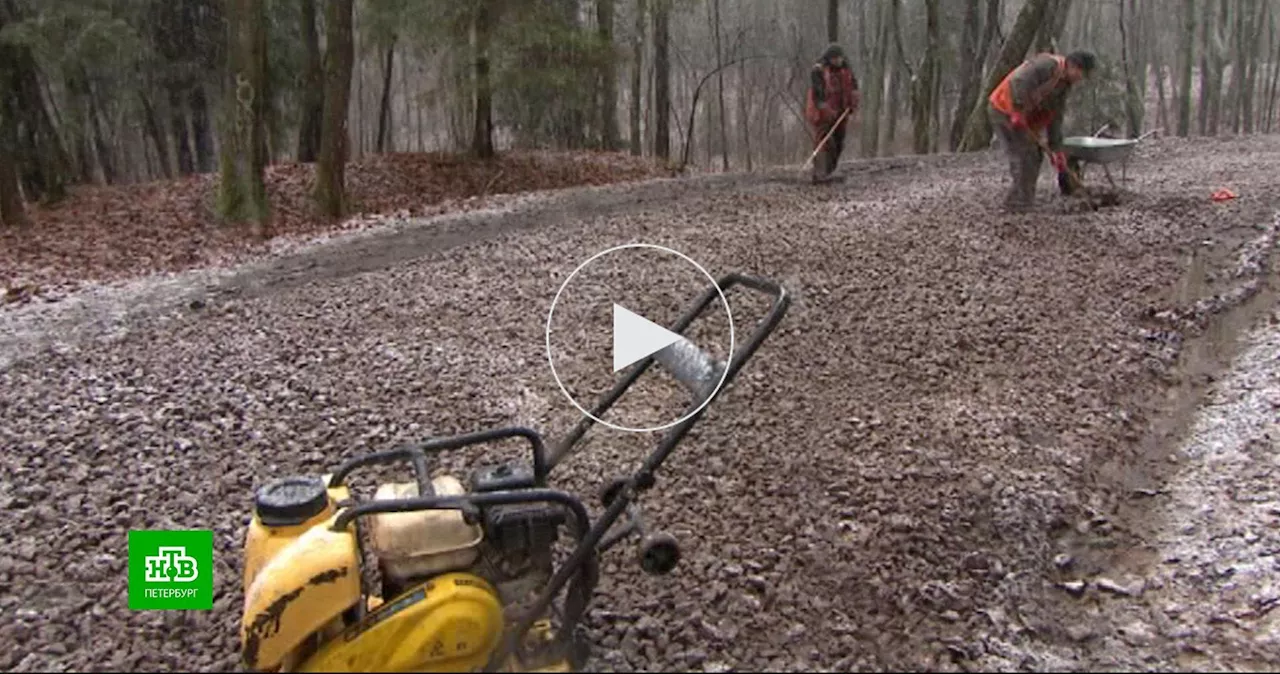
545, 243, 735, 433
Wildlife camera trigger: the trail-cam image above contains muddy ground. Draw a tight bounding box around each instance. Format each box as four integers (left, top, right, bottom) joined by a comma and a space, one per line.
0, 136, 1278, 672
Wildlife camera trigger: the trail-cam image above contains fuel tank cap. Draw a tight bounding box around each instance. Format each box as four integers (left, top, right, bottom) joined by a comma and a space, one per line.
255, 476, 329, 527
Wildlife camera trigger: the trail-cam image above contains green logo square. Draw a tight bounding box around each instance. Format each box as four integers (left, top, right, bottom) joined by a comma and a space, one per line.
128, 530, 214, 610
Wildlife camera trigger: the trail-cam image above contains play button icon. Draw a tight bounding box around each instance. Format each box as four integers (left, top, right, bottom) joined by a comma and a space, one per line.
612, 304, 683, 372
546, 243, 735, 433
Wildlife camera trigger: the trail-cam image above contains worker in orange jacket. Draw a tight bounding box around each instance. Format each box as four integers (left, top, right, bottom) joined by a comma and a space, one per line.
987, 50, 1095, 212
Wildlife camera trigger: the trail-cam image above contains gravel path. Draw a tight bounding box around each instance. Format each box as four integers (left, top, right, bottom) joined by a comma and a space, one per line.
1, 137, 1278, 672
1100, 300, 1280, 671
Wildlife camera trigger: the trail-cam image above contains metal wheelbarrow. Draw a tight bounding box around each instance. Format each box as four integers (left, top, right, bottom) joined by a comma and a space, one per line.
1057, 126, 1158, 195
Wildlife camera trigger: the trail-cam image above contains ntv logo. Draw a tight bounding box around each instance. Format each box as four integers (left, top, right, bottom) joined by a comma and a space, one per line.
144, 546, 200, 583
128, 530, 213, 609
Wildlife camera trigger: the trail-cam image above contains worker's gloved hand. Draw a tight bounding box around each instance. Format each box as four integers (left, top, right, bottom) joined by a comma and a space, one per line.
850, 91, 862, 111
1009, 111, 1027, 130
1049, 151, 1067, 173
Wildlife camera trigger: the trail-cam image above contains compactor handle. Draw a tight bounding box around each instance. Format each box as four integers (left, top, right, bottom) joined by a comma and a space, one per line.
327, 426, 550, 491
547, 272, 789, 472
492, 274, 789, 673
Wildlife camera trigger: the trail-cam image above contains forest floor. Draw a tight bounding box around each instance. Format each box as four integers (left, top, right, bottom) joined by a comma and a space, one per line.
0, 138, 1278, 672
0, 149, 671, 302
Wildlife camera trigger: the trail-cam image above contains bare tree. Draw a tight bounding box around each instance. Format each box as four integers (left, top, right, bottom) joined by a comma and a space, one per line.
653, 0, 670, 160
712, 0, 728, 170
217, 0, 269, 233
1119, 0, 1143, 136
598, 0, 620, 150
315, 0, 354, 217
863, 0, 890, 157
912, 0, 940, 155
629, 0, 646, 156
884, 0, 904, 152
1264, 4, 1280, 131
738, 52, 752, 170
470, 0, 495, 159
827, 0, 838, 43
1035, 0, 1072, 52
950, 0, 983, 150
1239, 0, 1267, 132
957, 0, 1055, 152
0, 119, 28, 227
1178, 0, 1196, 136
1197, 0, 1226, 135
376, 40, 396, 153
298, 0, 324, 162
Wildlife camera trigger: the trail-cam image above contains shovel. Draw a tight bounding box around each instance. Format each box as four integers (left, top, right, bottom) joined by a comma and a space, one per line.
1027, 129, 1096, 211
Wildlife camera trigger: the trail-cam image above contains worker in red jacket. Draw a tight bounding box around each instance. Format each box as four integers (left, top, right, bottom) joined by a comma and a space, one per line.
805, 44, 860, 184
987, 50, 1095, 212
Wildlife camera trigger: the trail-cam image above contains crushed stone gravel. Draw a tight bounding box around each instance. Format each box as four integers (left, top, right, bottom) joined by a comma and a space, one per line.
0, 136, 1278, 672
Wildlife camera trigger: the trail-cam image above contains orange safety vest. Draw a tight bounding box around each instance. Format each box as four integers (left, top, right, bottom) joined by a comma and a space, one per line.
989, 54, 1067, 127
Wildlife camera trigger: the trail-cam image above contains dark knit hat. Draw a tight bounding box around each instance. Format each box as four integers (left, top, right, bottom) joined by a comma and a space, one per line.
821, 43, 847, 64
1066, 50, 1097, 74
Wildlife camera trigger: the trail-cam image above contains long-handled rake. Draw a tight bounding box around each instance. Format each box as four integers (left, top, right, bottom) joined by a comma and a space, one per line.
803, 108, 852, 173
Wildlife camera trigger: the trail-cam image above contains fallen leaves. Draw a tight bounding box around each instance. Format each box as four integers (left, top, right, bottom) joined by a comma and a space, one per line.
0, 150, 666, 304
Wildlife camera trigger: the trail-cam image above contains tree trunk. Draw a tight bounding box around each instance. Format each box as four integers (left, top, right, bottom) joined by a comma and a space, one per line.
168, 88, 195, 174
980, 0, 1002, 72
957, 0, 1054, 151
0, 4, 70, 204
702, 74, 712, 166
629, 0, 646, 155
217, 0, 269, 233
884, 0, 902, 153
1227, 0, 1247, 133
138, 92, 173, 179
87, 82, 117, 184
912, 0, 940, 155
827, 0, 839, 43
297, 0, 324, 162
891, 0, 916, 154
65, 71, 94, 183
738, 56, 752, 170
376, 40, 396, 153
1119, 0, 1142, 136
315, 0, 354, 216
1241, 0, 1266, 133
190, 84, 215, 173
0, 113, 28, 227
470, 0, 495, 158
949, 0, 983, 150
1178, 0, 1196, 136
598, 0, 620, 151
1035, 0, 1072, 53
1198, 0, 1212, 134
1155, 60, 1169, 131
1132, 0, 1150, 129
863, 0, 889, 157
1264, 7, 1280, 131
1199, 0, 1229, 135
653, 0, 670, 160
1210, 0, 1229, 134
712, 0, 728, 170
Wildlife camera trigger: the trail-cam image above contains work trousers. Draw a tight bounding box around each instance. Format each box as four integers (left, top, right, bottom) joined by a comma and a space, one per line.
812, 119, 848, 181
988, 106, 1043, 212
